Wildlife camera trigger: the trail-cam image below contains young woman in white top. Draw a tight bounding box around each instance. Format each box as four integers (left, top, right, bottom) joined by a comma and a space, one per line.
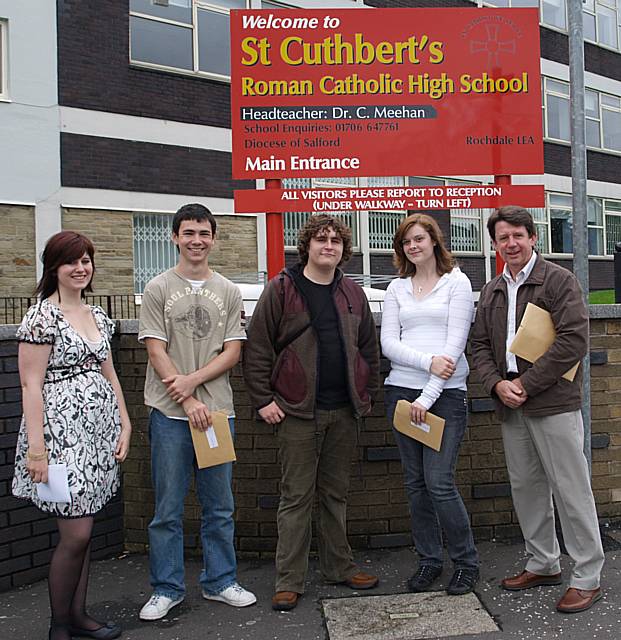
381, 213, 479, 596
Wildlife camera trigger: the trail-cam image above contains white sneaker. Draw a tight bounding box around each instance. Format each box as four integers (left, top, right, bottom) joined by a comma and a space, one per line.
139, 593, 185, 620
202, 583, 257, 607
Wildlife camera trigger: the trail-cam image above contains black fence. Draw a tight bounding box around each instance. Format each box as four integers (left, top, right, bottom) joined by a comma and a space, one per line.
0, 296, 140, 325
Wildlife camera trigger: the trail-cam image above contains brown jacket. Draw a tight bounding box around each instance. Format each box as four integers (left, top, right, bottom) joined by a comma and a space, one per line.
471, 254, 587, 419
243, 264, 380, 420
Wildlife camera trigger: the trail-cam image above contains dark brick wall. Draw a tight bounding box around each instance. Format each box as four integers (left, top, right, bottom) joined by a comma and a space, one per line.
457, 256, 487, 291
0, 335, 124, 593
546, 258, 614, 291
57, 0, 231, 128
544, 143, 621, 184
60, 134, 253, 197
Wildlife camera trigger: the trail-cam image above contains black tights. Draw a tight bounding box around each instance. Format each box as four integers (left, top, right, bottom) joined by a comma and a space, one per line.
48, 517, 102, 640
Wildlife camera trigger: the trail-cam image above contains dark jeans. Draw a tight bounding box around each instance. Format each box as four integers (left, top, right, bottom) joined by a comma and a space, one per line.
384, 385, 479, 571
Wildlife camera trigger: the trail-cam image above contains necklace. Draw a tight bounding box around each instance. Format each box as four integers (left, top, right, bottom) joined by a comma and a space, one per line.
416, 285, 423, 294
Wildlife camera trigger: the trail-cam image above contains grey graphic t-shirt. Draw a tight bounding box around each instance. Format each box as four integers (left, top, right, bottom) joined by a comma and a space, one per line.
139, 269, 246, 418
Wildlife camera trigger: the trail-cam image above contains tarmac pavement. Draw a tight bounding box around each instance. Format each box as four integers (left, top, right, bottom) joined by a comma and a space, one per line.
2, 534, 620, 640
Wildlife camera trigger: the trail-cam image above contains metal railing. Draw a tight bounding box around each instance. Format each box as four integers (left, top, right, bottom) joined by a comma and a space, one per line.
1, 274, 393, 324
0, 295, 142, 325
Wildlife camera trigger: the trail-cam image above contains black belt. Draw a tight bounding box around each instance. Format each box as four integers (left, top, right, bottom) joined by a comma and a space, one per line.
506, 372, 520, 380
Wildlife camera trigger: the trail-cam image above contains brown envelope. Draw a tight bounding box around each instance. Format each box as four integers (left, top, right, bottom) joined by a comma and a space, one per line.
189, 411, 236, 469
509, 302, 579, 382
393, 399, 445, 451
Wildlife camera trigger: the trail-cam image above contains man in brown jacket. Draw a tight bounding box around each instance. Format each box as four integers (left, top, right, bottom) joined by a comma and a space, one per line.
243, 215, 380, 611
471, 206, 604, 614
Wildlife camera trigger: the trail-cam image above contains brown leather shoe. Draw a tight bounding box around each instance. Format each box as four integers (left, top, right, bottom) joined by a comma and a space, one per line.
343, 571, 379, 590
501, 570, 562, 591
271, 591, 299, 611
556, 587, 602, 613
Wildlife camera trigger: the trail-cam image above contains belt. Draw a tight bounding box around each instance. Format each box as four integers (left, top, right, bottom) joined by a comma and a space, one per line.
506, 372, 520, 380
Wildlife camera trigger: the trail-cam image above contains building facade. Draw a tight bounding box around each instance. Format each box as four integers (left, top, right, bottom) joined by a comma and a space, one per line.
0, 0, 620, 300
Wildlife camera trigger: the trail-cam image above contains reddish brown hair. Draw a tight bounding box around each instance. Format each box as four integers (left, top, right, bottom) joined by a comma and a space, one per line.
34, 231, 96, 300
392, 213, 455, 277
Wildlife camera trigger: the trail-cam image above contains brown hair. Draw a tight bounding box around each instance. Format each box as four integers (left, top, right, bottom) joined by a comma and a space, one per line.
297, 215, 353, 266
487, 206, 536, 241
392, 213, 455, 277
34, 231, 96, 300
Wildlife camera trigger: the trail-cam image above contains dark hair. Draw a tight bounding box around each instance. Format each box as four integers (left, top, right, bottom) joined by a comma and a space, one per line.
34, 231, 96, 300
297, 215, 353, 266
487, 206, 536, 241
172, 203, 217, 236
392, 213, 455, 277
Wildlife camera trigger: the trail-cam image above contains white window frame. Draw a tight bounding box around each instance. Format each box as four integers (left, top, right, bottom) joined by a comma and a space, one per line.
604, 199, 621, 254
583, 0, 621, 52
480, 0, 621, 52
540, 192, 608, 257
282, 175, 361, 251
543, 76, 621, 155
0, 20, 8, 101
129, 1, 304, 83
281, 175, 485, 256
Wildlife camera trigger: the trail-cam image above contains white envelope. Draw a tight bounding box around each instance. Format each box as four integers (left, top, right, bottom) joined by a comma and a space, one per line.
36, 463, 71, 503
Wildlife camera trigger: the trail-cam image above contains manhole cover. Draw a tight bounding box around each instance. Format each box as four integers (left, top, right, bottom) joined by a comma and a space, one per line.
323, 591, 499, 640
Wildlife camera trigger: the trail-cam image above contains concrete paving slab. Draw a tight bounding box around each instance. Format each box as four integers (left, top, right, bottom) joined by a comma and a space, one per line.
323, 591, 499, 640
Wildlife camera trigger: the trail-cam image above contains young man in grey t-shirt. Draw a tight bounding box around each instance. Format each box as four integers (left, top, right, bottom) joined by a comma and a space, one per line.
138, 204, 255, 621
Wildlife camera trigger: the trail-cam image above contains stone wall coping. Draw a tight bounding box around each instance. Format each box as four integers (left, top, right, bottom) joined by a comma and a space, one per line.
589, 303, 621, 318
3, 305, 621, 340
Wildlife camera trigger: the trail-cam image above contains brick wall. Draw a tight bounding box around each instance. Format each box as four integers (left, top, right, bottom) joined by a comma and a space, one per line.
0, 205, 36, 301
60, 134, 253, 197
3, 310, 621, 589
0, 327, 124, 592
208, 215, 259, 279
114, 312, 621, 556
62, 208, 135, 296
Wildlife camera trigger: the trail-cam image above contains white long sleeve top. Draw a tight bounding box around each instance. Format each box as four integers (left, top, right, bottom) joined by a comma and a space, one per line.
381, 267, 474, 410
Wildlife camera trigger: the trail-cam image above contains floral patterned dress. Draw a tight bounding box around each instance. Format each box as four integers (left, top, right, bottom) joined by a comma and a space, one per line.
12, 300, 121, 517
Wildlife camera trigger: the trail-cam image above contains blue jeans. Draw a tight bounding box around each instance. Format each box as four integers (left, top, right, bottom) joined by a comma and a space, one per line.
148, 409, 237, 598
384, 385, 479, 571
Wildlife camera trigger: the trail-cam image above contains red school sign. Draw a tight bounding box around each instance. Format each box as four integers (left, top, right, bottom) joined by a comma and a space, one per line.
230, 7, 544, 180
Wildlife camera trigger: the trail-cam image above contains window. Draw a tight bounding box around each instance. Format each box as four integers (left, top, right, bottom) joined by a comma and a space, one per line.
483, 0, 621, 51
602, 93, 621, 152
605, 200, 621, 253
282, 175, 485, 254
129, 0, 289, 81
584, 0, 620, 49
0, 20, 7, 100
543, 77, 570, 143
282, 176, 359, 249
542, 193, 605, 256
531, 206, 549, 253
543, 77, 621, 154
133, 213, 177, 293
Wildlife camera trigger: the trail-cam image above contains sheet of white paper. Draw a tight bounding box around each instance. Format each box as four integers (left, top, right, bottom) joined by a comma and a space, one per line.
36, 464, 71, 503
206, 427, 219, 449
410, 421, 431, 433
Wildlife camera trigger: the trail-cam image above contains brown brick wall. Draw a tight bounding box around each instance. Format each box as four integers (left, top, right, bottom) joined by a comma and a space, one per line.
114, 317, 621, 557
62, 208, 135, 295
0, 205, 37, 299
60, 209, 258, 295
209, 215, 258, 279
